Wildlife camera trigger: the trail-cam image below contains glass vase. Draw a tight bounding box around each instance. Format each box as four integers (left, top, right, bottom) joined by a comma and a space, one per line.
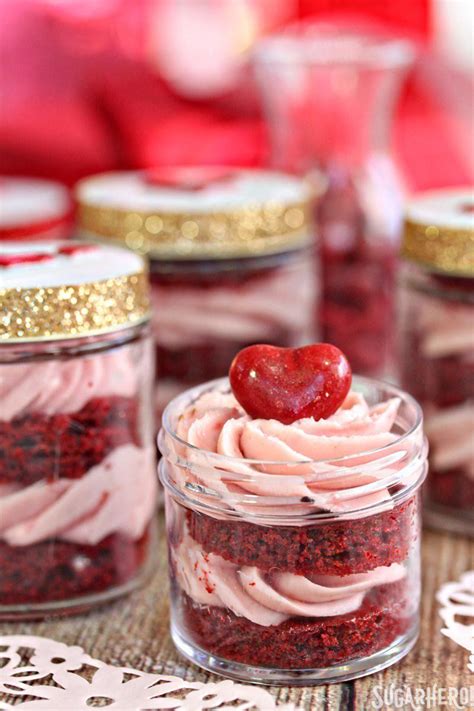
254, 22, 414, 378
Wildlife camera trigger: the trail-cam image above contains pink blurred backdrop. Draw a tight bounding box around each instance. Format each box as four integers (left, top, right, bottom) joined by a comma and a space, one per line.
0, 0, 472, 189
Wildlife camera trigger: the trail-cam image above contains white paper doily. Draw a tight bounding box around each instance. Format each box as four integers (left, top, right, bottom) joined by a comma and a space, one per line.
0, 636, 300, 710
437, 570, 474, 672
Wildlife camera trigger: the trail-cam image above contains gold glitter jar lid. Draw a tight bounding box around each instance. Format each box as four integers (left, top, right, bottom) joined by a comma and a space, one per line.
0, 241, 150, 342
402, 188, 474, 276
75, 168, 315, 260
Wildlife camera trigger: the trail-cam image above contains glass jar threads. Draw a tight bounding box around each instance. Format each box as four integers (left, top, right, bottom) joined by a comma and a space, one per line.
76, 168, 316, 421
400, 188, 474, 537
159, 375, 427, 684
0, 177, 72, 241
0, 241, 156, 618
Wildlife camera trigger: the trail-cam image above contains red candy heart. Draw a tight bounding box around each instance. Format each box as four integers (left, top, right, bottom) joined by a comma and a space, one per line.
229, 344, 352, 424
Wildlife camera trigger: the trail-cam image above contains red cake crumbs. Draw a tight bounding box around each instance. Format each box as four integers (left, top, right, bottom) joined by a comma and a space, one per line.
405, 345, 474, 409
186, 495, 419, 577
315, 178, 397, 377
319, 247, 395, 377
156, 330, 299, 388
427, 468, 474, 511
0, 396, 140, 487
0, 529, 150, 607
178, 581, 413, 669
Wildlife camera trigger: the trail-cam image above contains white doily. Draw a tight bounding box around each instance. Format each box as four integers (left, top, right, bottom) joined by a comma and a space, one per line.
437, 570, 474, 672
0, 636, 300, 711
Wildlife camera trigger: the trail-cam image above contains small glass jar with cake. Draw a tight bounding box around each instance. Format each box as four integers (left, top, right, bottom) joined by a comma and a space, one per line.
400, 188, 474, 537
76, 168, 316, 422
159, 343, 427, 684
0, 241, 156, 618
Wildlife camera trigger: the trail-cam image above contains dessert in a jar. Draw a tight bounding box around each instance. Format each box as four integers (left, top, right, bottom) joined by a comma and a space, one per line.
253, 25, 413, 379
159, 343, 427, 684
75, 168, 316, 420
400, 188, 474, 537
0, 177, 72, 241
0, 241, 156, 618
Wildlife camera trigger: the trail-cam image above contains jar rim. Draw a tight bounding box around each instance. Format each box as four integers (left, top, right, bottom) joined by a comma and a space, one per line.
159, 456, 427, 523
159, 375, 426, 520
160, 375, 424, 468
253, 25, 414, 70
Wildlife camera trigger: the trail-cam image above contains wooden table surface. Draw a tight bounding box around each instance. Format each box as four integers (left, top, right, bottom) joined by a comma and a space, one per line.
1, 514, 472, 710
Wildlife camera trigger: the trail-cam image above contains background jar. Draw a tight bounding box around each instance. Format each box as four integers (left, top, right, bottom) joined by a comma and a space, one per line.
0, 241, 156, 618
76, 168, 317, 421
159, 376, 427, 685
400, 188, 474, 537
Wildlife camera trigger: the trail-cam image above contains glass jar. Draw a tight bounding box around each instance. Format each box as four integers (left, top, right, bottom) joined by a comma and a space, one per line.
76, 168, 316, 421
0, 177, 72, 241
159, 375, 427, 684
0, 241, 156, 618
400, 188, 474, 537
254, 23, 414, 378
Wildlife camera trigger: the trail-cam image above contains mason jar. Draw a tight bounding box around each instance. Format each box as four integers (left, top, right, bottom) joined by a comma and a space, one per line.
0, 241, 156, 618
159, 375, 427, 684
0, 176, 72, 241
75, 168, 316, 421
400, 188, 474, 537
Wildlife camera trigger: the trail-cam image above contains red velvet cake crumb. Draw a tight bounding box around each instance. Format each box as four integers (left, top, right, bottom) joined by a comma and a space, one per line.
0, 529, 150, 606
427, 468, 474, 511
319, 245, 395, 377
156, 337, 291, 385
178, 581, 412, 669
0, 396, 140, 486
186, 495, 418, 576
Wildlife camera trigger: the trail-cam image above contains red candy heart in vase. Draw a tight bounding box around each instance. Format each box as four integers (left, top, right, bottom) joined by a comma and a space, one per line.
229, 344, 352, 424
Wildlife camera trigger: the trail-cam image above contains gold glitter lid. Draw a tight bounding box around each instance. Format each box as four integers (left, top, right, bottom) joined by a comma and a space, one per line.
0, 242, 150, 342
402, 188, 474, 276
75, 168, 315, 260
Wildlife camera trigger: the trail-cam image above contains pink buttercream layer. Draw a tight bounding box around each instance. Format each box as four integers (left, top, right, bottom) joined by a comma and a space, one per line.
166, 388, 421, 513
425, 403, 474, 479
418, 298, 474, 359
150, 260, 313, 349
0, 347, 140, 422
174, 532, 406, 626
0, 444, 157, 546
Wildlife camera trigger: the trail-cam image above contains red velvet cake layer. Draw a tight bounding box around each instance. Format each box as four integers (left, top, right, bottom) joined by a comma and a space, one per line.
178, 581, 412, 669
0, 396, 139, 487
0, 529, 150, 606
186, 495, 418, 577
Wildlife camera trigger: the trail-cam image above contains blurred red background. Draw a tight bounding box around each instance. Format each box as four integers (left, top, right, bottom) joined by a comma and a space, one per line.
0, 0, 472, 190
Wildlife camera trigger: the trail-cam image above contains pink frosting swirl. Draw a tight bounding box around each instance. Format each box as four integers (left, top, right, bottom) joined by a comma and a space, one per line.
0, 444, 157, 546
417, 297, 474, 359
163, 386, 423, 513
174, 532, 406, 626
151, 259, 314, 349
0, 346, 143, 422
425, 403, 474, 479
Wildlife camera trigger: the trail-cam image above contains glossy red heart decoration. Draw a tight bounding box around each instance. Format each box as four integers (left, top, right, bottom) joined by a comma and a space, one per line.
229, 343, 352, 424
